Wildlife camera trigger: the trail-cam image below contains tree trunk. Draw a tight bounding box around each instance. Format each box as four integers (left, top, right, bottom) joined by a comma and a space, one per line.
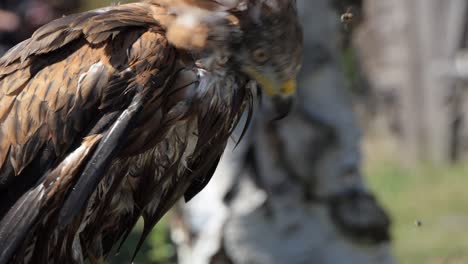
355, 0, 468, 164
170, 0, 394, 263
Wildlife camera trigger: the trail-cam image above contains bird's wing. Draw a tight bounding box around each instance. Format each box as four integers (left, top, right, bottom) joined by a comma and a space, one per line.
0, 3, 167, 182
0, 3, 161, 66
120, 74, 252, 261
0, 4, 178, 262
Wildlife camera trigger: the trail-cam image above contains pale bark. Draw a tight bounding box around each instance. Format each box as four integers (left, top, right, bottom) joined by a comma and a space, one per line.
170, 0, 394, 263
355, 0, 468, 163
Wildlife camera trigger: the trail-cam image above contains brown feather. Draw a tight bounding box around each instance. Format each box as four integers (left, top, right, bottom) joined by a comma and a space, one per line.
0, 0, 301, 262
0, 2, 184, 261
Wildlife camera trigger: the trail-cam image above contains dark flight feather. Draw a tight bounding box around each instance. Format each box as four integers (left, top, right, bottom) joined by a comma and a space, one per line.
58, 89, 147, 227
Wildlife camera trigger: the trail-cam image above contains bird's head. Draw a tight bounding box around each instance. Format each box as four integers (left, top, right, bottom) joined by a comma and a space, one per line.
162, 0, 302, 118
234, 0, 303, 119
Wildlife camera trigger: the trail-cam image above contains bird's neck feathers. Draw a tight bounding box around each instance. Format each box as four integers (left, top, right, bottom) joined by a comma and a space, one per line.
146, 0, 239, 11
162, 8, 241, 52
145, 0, 245, 52
148, 0, 296, 51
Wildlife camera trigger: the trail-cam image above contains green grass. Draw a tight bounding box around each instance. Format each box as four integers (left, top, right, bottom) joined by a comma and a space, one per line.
366, 160, 468, 264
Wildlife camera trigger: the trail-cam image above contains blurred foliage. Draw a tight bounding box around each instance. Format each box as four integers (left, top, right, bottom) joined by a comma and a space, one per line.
340, 47, 363, 94
366, 159, 468, 264
108, 217, 176, 264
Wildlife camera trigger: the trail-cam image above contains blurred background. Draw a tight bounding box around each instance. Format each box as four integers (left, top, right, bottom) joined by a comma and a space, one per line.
1, 0, 468, 263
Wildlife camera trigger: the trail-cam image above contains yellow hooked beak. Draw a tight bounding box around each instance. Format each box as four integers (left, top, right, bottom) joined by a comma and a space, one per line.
244, 67, 297, 119
279, 79, 297, 97
245, 67, 297, 96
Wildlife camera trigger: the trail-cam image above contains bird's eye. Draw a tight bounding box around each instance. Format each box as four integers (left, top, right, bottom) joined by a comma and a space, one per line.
253, 48, 269, 63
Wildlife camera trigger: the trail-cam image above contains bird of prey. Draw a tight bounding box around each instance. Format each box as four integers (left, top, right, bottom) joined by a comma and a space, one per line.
0, 0, 302, 263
